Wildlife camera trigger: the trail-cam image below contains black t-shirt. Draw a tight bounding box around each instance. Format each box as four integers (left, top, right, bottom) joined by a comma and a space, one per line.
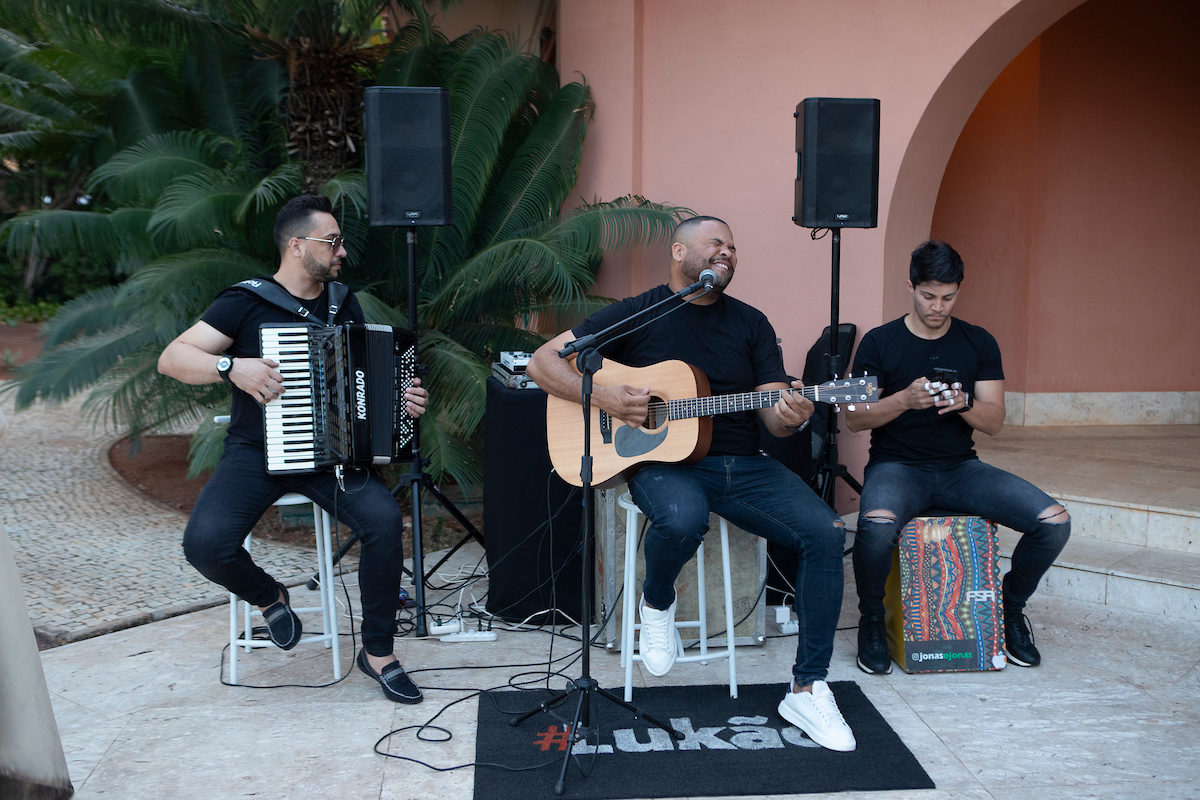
851, 316, 1004, 466
571, 285, 787, 456
201, 277, 364, 447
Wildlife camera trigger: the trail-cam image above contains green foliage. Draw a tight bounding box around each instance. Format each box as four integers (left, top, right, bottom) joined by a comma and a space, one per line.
0, 299, 58, 324
0, 5, 690, 489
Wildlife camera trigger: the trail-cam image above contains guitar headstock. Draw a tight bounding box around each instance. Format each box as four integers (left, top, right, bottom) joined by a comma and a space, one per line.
813, 375, 879, 408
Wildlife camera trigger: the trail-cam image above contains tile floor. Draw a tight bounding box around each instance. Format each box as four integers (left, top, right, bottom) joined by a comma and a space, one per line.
37, 543, 1200, 800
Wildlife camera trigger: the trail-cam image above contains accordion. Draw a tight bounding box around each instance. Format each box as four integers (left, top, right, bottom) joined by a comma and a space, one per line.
260, 323, 417, 475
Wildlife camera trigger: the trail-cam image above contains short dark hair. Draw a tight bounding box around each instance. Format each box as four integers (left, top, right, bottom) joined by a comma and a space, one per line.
672, 215, 730, 244
909, 240, 964, 285
273, 194, 334, 253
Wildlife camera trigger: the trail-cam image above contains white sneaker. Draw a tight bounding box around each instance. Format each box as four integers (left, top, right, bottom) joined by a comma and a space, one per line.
777, 680, 857, 752
638, 595, 678, 677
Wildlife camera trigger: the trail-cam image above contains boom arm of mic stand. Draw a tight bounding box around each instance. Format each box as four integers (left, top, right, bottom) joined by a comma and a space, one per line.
557, 282, 709, 358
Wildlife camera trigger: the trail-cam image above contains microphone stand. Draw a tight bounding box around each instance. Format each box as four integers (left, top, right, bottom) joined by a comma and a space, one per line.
509, 279, 715, 796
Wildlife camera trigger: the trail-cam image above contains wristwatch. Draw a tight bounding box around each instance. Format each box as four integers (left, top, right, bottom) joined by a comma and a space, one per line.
959, 390, 973, 411
216, 355, 234, 383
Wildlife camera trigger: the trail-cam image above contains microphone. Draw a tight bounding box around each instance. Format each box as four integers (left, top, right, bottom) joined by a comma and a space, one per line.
680, 268, 720, 295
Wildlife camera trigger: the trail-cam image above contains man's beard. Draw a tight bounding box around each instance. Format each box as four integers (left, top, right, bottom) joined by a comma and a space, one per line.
302, 250, 336, 283
683, 252, 730, 289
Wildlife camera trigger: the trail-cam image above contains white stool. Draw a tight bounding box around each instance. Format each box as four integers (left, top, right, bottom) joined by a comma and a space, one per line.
229, 493, 341, 684
618, 492, 737, 701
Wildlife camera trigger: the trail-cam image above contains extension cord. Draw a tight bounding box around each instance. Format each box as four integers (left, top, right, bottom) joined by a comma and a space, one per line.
428, 620, 463, 636
779, 620, 799, 635
440, 630, 497, 643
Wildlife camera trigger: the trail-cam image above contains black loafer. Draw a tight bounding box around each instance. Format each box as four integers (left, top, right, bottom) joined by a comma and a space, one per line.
357, 649, 423, 704
262, 583, 302, 650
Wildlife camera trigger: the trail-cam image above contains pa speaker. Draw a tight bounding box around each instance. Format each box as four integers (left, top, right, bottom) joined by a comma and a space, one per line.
364, 86, 452, 226
793, 97, 880, 228
482, 378, 585, 623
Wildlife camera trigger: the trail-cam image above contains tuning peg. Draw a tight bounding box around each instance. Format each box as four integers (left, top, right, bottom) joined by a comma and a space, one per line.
848, 403, 856, 412
865, 403, 871, 410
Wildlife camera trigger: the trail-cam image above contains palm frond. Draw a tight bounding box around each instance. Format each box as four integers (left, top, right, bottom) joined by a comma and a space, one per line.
233, 162, 303, 222
418, 329, 490, 434
145, 167, 249, 250
355, 291, 410, 328
375, 18, 446, 86
87, 130, 227, 203
0, 208, 124, 262
422, 235, 590, 328
11, 325, 158, 410
0, 0, 215, 50
552, 196, 690, 255
187, 406, 230, 478
322, 168, 370, 270
421, 33, 542, 281
474, 81, 590, 248
116, 248, 272, 333
418, 410, 483, 492
106, 65, 188, 147
82, 351, 228, 438
442, 320, 545, 362
40, 285, 130, 346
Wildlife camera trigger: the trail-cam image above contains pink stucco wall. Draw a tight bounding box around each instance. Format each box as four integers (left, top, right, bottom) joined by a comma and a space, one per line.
934, 0, 1200, 393
559, 0, 1095, 503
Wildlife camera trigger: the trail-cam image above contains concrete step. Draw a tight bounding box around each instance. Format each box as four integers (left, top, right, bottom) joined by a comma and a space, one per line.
1049, 489, 1198, 553
997, 527, 1200, 623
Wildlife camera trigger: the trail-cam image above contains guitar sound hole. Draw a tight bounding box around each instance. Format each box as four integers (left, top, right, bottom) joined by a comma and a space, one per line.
643, 396, 667, 430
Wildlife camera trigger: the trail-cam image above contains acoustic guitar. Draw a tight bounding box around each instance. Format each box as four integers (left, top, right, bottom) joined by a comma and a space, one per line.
546, 359, 879, 488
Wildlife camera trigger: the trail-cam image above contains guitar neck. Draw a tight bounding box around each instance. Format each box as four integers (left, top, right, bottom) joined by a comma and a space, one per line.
669, 388, 814, 420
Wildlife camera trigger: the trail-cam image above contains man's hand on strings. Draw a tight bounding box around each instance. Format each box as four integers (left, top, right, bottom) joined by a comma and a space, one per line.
597, 384, 651, 428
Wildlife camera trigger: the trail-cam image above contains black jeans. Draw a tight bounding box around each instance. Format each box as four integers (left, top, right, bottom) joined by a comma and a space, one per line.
853, 458, 1070, 618
183, 438, 405, 657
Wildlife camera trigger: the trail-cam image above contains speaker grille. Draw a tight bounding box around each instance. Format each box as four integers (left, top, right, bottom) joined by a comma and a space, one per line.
365, 87, 453, 226
794, 98, 880, 228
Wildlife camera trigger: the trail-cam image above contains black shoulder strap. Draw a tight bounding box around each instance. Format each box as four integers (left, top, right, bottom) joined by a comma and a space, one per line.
326, 281, 348, 324
232, 278, 349, 325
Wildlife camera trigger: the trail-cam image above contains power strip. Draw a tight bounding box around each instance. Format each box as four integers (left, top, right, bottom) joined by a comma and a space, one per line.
440, 630, 498, 643
428, 620, 463, 636
779, 620, 799, 635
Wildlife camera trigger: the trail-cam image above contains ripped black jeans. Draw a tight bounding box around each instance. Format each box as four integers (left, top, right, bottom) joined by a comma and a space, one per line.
852, 458, 1070, 617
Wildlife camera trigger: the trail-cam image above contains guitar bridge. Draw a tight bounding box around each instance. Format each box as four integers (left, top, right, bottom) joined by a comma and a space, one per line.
600, 410, 613, 444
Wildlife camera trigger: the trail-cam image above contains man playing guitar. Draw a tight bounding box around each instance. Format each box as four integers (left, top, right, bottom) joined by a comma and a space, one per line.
528, 216, 857, 752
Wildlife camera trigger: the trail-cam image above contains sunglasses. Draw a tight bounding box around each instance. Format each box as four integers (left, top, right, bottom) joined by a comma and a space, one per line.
300, 235, 346, 250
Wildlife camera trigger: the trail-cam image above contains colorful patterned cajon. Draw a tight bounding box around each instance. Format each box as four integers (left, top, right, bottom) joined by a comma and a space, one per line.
883, 514, 1007, 674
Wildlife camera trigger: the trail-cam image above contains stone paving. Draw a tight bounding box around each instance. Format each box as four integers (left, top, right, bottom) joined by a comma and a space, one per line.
1, 383, 337, 645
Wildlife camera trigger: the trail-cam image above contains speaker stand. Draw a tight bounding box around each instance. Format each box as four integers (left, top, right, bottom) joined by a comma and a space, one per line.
815, 228, 863, 504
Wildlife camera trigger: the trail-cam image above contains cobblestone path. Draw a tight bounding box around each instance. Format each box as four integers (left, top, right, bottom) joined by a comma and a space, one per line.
2, 385, 326, 645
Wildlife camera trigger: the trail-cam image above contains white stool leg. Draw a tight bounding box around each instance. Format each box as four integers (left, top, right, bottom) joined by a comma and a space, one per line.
622, 503, 641, 703
695, 539, 708, 663
719, 517, 737, 698
229, 590, 239, 684
315, 505, 341, 680
312, 504, 331, 648
241, 535, 253, 653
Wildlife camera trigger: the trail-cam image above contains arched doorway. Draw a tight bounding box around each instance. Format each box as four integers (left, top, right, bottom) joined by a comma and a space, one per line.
885, 0, 1199, 424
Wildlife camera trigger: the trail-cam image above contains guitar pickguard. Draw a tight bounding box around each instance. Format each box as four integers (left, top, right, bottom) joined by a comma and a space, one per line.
613, 423, 669, 457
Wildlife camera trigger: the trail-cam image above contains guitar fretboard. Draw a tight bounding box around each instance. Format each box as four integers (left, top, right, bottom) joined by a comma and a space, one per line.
663, 388, 816, 421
